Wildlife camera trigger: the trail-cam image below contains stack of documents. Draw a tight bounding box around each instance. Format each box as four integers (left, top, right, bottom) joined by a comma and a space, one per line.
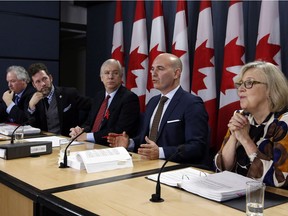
67, 147, 133, 173
147, 168, 259, 202
0, 123, 40, 135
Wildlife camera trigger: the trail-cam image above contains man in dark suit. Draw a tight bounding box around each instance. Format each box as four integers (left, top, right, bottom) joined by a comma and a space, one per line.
0, 66, 35, 124
69, 59, 140, 146
27, 63, 91, 136
108, 53, 209, 164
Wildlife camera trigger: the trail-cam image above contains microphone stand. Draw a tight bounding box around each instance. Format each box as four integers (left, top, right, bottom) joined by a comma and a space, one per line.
150, 146, 183, 202
59, 130, 85, 168
10, 122, 28, 144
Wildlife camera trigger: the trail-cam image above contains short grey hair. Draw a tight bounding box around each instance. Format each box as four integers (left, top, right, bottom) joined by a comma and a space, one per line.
7, 66, 30, 83
100, 59, 123, 76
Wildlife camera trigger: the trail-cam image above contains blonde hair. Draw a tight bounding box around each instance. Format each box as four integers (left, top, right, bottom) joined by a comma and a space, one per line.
236, 61, 288, 112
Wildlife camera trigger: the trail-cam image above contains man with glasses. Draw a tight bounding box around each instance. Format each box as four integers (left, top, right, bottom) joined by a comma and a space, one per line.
69, 59, 140, 145
27, 63, 91, 136
215, 61, 288, 188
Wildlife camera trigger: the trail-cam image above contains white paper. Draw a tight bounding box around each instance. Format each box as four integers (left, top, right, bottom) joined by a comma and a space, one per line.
147, 167, 210, 187
69, 147, 133, 173
25, 136, 81, 147
148, 169, 259, 202
0, 124, 40, 135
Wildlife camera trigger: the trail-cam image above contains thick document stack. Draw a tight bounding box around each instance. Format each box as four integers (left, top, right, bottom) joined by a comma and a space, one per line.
0, 141, 52, 160
147, 168, 259, 202
0, 124, 41, 136
66, 147, 133, 173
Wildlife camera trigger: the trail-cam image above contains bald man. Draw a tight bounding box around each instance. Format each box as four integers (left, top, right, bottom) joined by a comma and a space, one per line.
108, 53, 209, 164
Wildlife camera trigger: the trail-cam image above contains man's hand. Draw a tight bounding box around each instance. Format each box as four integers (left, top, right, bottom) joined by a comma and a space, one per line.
137, 136, 159, 160
69, 126, 83, 139
107, 131, 129, 148
2, 90, 14, 106
29, 92, 44, 110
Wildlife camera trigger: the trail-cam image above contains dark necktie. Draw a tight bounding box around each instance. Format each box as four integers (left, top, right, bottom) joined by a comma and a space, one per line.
92, 95, 110, 132
44, 97, 49, 109
14, 95, 20, 105
149, 96, 168, 142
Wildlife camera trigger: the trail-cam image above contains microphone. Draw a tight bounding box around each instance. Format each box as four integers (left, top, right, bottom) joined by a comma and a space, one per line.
59, 129, 85, 168
10, 121, 29, 144
150, 145, 184, 202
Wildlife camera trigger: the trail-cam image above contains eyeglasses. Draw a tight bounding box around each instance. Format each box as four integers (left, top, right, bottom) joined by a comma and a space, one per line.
234, 80, 267, 89
102, 71, 120, 77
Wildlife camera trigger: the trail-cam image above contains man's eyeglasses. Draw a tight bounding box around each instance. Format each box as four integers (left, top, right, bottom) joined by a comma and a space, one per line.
234, 80, 267, 89
102, 71, 120, 77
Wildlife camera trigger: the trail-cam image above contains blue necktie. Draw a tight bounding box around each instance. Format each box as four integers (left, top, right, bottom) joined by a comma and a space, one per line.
14, 95, 20, 105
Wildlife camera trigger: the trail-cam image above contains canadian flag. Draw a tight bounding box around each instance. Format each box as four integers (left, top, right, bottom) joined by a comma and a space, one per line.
111, 0, 125, 84
146, 0, 166, 102
171, 0, 190, 92
216, 0, 245, 151
126, 0, 149, 112
255, 0, 281, 67
191, 0, 217, 149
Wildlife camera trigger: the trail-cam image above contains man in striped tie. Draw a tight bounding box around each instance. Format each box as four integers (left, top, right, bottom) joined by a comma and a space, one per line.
108, 53, 209, 164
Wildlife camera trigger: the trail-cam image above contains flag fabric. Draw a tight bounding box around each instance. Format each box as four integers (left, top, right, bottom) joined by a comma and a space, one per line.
111, 0, 125, 84
191, 0, 217, 149
146, 0, 166, 103
126, 0, 149, 112
171, 0, 190, 92
255, 0, 281, 67
216, 0, 245, 151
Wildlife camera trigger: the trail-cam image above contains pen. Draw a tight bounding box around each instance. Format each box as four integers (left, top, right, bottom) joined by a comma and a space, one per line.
102, 134, 123, 139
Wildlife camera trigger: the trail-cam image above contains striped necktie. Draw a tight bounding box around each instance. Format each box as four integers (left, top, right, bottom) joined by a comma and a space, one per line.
149, 96, 168, 142
92, 95, 110, 132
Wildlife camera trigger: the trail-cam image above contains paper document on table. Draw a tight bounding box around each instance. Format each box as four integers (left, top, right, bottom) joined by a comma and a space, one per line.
25, 136, 81, 147
148, 169, 259, 202
69, 147, 133, 173
147, 167, 210, 187
0, 123, 40, 135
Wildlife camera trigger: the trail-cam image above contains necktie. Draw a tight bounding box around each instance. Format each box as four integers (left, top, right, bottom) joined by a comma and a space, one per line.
149, 96, 168, 142
14, 95, 20, 105
44, 97, 49, 109
92, 95, 110, 132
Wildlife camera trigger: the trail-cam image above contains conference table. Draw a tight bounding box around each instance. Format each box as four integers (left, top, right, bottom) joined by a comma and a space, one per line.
0, 135, 287, 216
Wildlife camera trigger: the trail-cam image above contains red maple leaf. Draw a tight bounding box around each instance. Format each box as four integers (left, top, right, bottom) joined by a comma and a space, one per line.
191, 40, 214, 94
221, 37, 245, 94
147, 44, 163, 92
255, 34, 281, 65
112, 45, 124, 66
126, 47, 148, 89
171, 42, 187, 58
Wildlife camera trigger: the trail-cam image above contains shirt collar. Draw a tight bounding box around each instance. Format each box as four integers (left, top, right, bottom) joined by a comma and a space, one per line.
161, 85, 180, 101
46, 85, 55, 103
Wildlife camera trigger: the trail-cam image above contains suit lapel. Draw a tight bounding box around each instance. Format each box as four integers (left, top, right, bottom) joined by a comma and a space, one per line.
54, 87, 63, 127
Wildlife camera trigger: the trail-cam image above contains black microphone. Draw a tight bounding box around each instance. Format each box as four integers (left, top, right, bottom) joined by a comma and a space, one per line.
150, 145, 184, 202
59, 129, 85, 168
10, 121, 29, 144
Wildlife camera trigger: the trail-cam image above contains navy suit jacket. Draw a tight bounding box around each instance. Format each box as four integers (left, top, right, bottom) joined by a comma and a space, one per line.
134, 87, 209, 164
0, 83, 35, 124
83, 85, 140, 145
28, 86, 91, 136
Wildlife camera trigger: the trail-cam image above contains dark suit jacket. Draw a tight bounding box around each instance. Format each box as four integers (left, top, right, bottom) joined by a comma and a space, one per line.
83, 85, 140, 145
0, 83, 35, 124
133, 87, 209, 164
28, 86, 91, 136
